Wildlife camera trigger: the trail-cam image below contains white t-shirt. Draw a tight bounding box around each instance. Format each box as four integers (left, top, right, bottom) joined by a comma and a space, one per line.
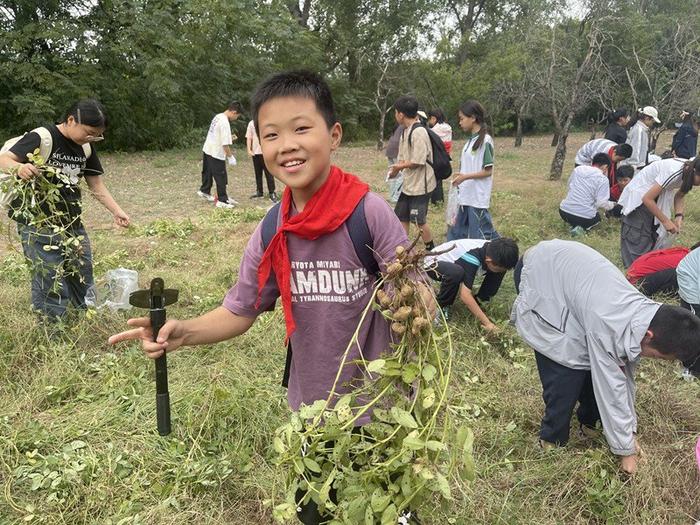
574, 138, 616, 166
246, 120, 262, 155
431, 122, 452, 144
202, 113, 232, 160
457, 134, 495, 208
424, 239, 487, 268
677, 247, 700, 304
560, 166, 614, 219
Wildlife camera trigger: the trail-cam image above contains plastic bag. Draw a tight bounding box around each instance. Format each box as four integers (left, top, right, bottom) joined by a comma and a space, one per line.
445, 185, 459, 226
85, 268, 139, 311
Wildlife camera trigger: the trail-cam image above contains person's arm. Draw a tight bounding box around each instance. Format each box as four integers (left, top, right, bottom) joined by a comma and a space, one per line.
452, 166, 492, 185
108, 306, 255, 359
595, 180, 616, 211
459, 284, 496, 331
390, 128, 428, 175
246, 134, 254, 157
85, 175, 130, 227
672, 190, 686, 232
0, 138, 42, 180
641, 183, 678, 233
587, 335, 638, 473
223, 145, 234, 158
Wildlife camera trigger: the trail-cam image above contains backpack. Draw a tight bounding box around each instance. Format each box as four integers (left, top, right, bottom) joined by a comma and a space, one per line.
260, 195, 379, 387
408, 122, 453, 181
0, 127, 92, 210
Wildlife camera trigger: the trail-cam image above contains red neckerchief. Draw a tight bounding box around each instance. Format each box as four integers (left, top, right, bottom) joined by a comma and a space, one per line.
607, 146, 621, 200
255, 165, 369, 340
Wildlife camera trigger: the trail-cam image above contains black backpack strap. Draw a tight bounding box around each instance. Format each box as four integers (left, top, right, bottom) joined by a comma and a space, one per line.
346, 196, 380, 278
261, 201, 282, 250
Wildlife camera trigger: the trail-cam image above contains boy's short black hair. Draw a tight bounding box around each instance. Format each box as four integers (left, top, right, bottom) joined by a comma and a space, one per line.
616, 165, 634, 181
251, 70, 337, 131
614, 143, 633, 159
227, 101, 242, 112
394, 96, 419, 118
485, 238, 519, 269
592, 152, 612, 167
648, 304, 700, 376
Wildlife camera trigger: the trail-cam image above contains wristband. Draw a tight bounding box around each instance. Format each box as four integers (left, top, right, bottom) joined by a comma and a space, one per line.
675, 213, 684, 218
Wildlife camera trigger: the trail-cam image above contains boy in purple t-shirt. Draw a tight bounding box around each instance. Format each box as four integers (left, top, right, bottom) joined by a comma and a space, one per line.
110, 71, 432, 524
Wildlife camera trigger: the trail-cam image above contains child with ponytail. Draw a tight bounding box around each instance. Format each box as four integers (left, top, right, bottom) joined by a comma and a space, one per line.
447, 100, 498, 240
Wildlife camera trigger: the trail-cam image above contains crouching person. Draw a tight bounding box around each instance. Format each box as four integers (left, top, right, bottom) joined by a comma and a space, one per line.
511, 239, 700, 474
425, 237, 518, 331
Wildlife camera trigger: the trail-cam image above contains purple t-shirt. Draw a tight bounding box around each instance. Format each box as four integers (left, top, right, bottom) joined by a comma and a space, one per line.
223, 192, 409, 411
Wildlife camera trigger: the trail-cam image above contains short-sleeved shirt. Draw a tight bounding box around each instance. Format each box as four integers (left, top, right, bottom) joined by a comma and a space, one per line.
677, 247, 700, 304
560, 166, 611, 219
426, 239, 504, 301
202, 113, 232, 160
574, 138, 616, 166
245, 120, 262, 156
618, 158, 685, 217
627, 246, 690, 284
222, 191, 409, 412
398, 124, 435, 196
457, 133, 494, 208
8, 124, 103, 228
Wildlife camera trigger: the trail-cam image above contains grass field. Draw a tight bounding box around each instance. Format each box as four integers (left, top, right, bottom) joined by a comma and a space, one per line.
0, 132, 698, 525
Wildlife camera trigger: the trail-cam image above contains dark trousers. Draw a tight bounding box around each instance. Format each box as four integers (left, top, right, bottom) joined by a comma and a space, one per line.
534, 351, 600, 445
621, 205, 656, 268
559, 208, 601, 229
200, 153, 228, 202
18, 222, 94, 319
253, 154, 276, 195
637, 268, 678, 296
427, 260, 467, 308
430, 180, 444, 204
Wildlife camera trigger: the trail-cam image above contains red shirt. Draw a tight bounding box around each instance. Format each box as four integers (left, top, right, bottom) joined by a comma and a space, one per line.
627, 246, 690, 283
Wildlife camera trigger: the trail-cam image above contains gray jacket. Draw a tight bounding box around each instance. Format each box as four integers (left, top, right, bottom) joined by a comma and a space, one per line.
511, 240, 660, 456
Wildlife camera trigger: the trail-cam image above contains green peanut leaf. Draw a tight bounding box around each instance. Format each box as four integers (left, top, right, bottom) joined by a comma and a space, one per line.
366, 358, 386, 373
422, 364, 437, 382
391, 406, 418, 429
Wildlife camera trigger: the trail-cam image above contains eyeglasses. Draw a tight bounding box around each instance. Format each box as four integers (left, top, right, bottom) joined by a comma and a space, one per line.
85, 134, 104, 143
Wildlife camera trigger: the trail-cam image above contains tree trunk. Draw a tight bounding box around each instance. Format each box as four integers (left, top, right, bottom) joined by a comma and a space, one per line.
514, 112, 523, 147
589, 119, 596, 140
377, 103, 387, 151
550, 132, 559, 147
549, 113, 574, 180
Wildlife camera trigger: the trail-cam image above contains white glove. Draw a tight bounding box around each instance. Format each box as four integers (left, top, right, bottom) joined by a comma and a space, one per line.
227, 156, 237, 166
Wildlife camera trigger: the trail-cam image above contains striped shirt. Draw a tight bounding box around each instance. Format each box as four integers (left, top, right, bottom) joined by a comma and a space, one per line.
574, 138, 616, 166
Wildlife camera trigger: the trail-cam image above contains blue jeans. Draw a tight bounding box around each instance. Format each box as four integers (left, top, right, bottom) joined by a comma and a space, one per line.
447, 205, 499, 241
17, 223, 94, 319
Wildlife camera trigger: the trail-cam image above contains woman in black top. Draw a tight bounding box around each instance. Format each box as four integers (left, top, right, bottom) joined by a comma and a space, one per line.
0, 99, 130, 320
604, 108, 630, 144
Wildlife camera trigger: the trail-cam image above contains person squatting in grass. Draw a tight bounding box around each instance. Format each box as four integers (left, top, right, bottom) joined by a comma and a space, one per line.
424, 238, 519, 333
559, 153, 616, 231
447, 100, 498, 241
573, 138, 633, 201
676, 243, 700, 317
197, 100, 241, 208
626, 244, 700, 297
109, 70, 434, 525
0, 99, 130, 320
618, 157, 700, 268
512, 240, 700, 475
388, 95, 437, 251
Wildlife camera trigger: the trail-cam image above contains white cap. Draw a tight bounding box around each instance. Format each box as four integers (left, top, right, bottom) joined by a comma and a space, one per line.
640, 106, 661, 124
417, 110, 428, 120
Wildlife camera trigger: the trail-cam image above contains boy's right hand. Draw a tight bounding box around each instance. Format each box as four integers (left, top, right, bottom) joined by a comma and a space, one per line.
17, 163, 40, 180
620, 453, 638, 475
108, 317, 187, 359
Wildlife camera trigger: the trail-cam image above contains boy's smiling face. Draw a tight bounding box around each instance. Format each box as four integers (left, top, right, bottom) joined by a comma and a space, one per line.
258, 96, 342, 201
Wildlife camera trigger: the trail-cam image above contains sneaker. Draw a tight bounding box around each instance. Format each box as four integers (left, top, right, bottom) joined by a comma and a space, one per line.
197, 190, 214, 202
249, 192, 263, 199
215, 200, 236, 209
570, 226, 586, 237
269, 192, 279, 202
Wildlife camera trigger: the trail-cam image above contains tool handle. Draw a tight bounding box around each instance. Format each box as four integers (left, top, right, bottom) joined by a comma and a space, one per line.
156, 392, 171, 436
151, 308, 166, 341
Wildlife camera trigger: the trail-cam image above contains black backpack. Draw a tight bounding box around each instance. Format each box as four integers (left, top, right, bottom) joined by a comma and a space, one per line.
260, 195, 379, 387
408, 122, 453, 181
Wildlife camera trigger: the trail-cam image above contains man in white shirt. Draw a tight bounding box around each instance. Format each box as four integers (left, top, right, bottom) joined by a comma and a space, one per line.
197, 101, 241, 208
559, 153, 616, 231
